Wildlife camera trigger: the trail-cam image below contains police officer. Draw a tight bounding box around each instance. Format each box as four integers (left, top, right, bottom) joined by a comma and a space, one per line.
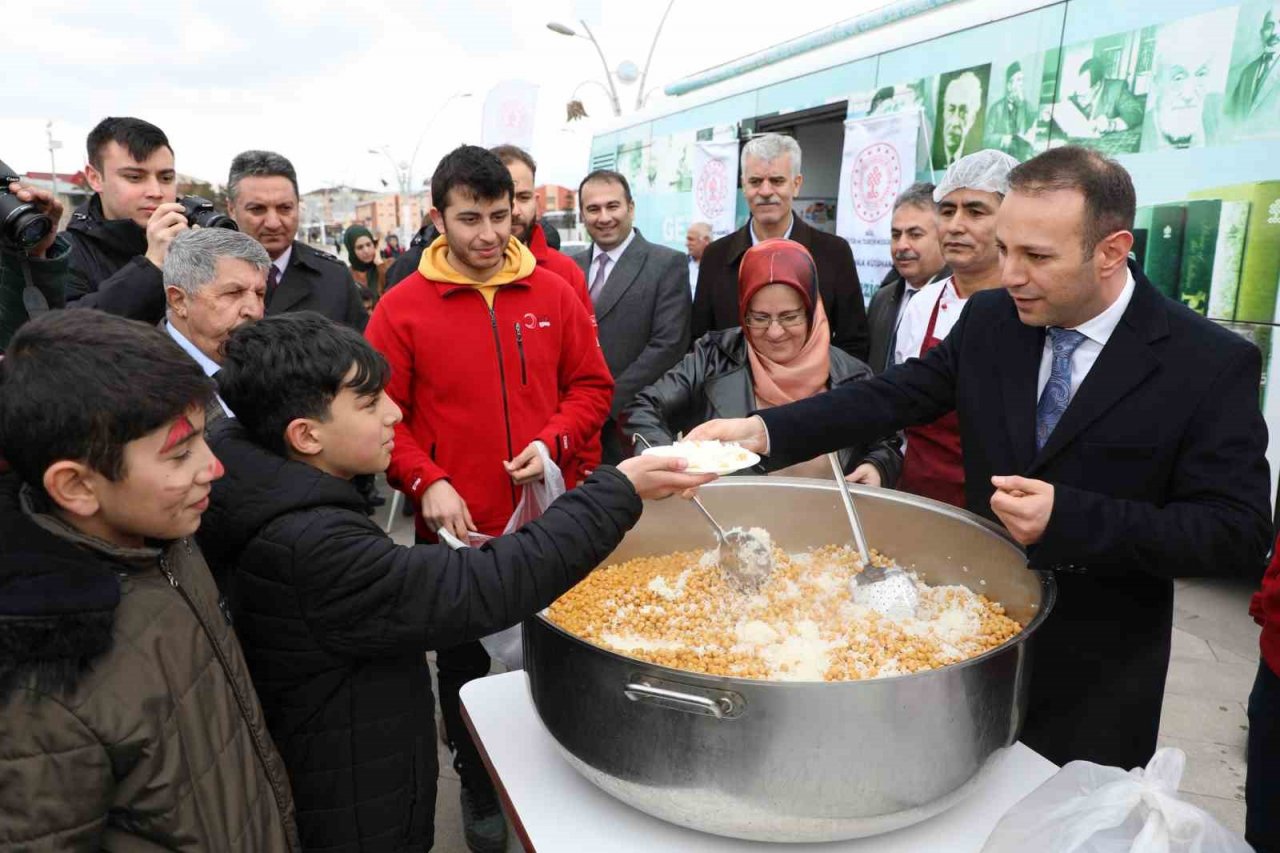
226, 150, 367, 330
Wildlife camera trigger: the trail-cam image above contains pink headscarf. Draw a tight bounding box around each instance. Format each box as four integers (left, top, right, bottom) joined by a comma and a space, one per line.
737, 238, 831, 407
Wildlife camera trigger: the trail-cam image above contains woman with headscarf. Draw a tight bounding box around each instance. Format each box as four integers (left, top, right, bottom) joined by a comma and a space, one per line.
624, 238, 901, 484
343, 225, 392, 298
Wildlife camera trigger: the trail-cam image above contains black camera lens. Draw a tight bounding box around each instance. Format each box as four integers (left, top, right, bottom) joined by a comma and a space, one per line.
179, 196, 239, 231
0, 194, 52, 250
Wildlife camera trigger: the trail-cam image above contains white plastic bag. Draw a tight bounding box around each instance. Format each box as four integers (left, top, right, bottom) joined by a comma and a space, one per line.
472, 441, 565, 670
982, 748, 1252, 853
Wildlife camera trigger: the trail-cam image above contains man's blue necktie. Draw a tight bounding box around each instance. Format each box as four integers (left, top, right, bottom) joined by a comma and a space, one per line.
1036, 328, 1088, 451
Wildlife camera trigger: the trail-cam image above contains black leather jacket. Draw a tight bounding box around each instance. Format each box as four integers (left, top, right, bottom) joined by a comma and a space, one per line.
622, 328, 903, 484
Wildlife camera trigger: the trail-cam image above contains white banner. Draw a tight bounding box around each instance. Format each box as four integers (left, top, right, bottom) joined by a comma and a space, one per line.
836, 110, 923, 300
480, 80, 539, 150
691, 133, 738, 240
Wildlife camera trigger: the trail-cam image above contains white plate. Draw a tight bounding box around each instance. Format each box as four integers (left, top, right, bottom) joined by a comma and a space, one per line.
640, 441, 761, 475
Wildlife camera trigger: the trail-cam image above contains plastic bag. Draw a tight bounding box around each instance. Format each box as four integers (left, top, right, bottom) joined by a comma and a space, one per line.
473, 441, 565, 670
982, 748, 1252, 853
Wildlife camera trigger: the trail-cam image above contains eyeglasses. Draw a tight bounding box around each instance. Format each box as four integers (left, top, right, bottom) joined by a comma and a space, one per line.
743, 310, 807, 330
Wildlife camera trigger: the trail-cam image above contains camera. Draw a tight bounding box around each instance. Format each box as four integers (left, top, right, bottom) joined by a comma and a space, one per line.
0, 160, 54, 250
179, 195, 238, 230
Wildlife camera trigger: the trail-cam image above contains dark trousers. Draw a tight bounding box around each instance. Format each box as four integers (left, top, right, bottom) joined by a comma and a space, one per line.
437, 640, 497, 803
1248, 659, 1280, 852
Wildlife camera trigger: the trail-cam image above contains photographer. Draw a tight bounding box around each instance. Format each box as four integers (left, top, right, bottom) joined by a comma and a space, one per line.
63, 117, 187, 324
1, 180, 69, 351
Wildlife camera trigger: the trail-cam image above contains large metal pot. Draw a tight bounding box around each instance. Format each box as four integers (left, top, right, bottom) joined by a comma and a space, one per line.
525, 477, 1056, 842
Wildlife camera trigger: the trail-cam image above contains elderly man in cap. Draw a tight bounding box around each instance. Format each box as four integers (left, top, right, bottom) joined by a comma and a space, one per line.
892, 149, 1018, 507
162, 228, 269, 422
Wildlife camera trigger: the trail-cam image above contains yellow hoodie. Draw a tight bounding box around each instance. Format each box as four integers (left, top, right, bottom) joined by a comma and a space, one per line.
418, 234, 537, 308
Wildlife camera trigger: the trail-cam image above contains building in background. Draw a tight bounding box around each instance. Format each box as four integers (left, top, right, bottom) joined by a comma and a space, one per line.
535, 184, 577, 216
353, 192, 428, 241
301, 185, 383, 244
21, 171, 92, 229
536, 184, 581, 243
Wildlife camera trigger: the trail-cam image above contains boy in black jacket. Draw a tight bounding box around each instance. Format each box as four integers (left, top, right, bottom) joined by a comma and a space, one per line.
197, 311, 711, 853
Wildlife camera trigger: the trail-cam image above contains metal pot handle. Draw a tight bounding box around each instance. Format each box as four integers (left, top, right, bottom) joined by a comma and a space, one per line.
624, 680, 743, 719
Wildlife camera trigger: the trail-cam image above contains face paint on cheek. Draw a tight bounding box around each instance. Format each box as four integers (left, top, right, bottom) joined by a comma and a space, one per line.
161, 415, 196, 453
209, 457, 225, 479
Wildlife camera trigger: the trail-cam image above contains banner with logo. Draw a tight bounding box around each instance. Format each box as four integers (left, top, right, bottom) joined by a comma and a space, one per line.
836, 110, 924, 300
480, 80, 539, 150
691, 132, 738, 240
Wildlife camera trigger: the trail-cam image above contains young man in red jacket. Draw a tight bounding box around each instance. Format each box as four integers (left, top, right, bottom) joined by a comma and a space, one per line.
365, 144, 612, 852
1248, 538, 1280, 852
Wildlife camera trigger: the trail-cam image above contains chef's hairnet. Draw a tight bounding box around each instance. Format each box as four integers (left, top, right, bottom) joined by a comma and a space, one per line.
932, 149, 1020, 202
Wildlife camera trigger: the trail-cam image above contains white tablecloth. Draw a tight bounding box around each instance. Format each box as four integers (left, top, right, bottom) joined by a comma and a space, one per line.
460, 670, 1057, 851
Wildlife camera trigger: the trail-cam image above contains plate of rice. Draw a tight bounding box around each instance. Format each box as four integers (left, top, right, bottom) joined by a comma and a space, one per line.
640, 439, 761, 474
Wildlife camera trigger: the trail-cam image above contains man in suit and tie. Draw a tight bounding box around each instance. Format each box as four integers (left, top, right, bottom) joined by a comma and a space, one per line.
160, 228, 268, 425
1227, 2, 1280, 129
574, 170, 691, 463
693, 134, 869, 360
691, 145, 1273, 770
227, 150, 367, 331
866, 183, 949, 374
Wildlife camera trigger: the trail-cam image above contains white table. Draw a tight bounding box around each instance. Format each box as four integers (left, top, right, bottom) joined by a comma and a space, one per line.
460, 670, 1057, 852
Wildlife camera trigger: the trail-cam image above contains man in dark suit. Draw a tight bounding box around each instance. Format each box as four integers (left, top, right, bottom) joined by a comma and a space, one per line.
866, 182, 949, 373
690, 146, 1272, 770
691, 134, 869, 360
1070, 58, 1145, 136
227, 150, 367, 331
574, 170, 690, 463
1227, 2, 1280, 126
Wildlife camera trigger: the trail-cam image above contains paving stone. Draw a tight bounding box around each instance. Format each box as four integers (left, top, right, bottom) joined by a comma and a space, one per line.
1159, 693, 1249, 748
1164, 657, 1259, 704
1173, 580, 1262, 660
1156, 736, 1248, 800
1178, 792, 1248, 837
1171, 626, 1215, 662
1210, 641, 1259, 669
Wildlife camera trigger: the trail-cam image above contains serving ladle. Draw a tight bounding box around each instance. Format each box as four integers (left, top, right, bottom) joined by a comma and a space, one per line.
828, 453, 919, 619
632, 433, 774, 590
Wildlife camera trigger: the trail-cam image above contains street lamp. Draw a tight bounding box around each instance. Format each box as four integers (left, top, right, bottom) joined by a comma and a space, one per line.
545, 19, 623, 117
547, 0, 676, 117
367, 146, 414, 244
406, 90, 472, 193
46, 121, 62, 201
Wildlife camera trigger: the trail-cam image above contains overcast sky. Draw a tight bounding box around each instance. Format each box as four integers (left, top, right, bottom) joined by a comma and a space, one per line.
6, 0, 878, 197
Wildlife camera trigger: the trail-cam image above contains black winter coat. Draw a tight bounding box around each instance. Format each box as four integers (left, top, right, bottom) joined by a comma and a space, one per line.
197, 421, 644, 852
760, 265, 1272, 769
267, 241, 369, 331
692, 217, 869, 360
63, 195, 166, 323
623, 328, 902, 485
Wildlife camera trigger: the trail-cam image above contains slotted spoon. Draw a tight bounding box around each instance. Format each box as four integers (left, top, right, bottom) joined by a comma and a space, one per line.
828, 453, 919, 619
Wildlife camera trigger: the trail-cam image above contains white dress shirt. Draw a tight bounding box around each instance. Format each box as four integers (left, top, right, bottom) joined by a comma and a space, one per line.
1036, 270, 1136, 400
272, 244, 292, 278
588, 228, 638, 293
894, 277, 968, 365
749, 215, 796, 246
164, 320, 232, 417
688, 257, 700, 299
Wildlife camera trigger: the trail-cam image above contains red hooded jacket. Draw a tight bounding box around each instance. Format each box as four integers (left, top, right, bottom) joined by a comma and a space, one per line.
1252, 536, 1280, 677
529, 223, 591, 312
366, 236, 613, 538
527, 222, 607, 477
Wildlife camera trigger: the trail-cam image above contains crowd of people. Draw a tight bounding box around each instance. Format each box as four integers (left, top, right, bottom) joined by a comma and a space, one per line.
0, 114, 1276, 853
